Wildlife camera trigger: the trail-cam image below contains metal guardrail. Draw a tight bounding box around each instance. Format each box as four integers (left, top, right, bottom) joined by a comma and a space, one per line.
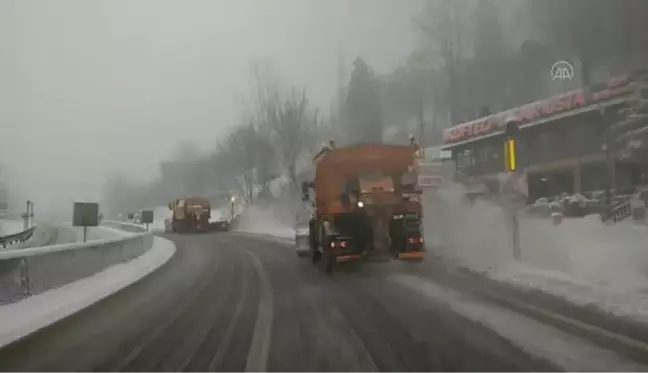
0, 224, 153, 306
0, 226, 36, 249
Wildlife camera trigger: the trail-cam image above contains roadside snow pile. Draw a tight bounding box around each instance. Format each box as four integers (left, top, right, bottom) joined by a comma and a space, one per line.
423, 183, 648, 289
486, 263, 648, 326
519, 214, 648, 289
423, 182, 648, 326
391, 272, 648, 371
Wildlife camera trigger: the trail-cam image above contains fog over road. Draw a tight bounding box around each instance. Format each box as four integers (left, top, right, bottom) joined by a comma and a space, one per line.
0, 232, 646, 372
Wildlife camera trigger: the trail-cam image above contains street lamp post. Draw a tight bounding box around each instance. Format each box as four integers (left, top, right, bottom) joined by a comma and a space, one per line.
23, 200, 34, 230
230, 196, 236, 221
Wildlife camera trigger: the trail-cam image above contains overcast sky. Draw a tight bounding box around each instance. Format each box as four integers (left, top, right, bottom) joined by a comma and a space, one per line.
0, 0, 423, 217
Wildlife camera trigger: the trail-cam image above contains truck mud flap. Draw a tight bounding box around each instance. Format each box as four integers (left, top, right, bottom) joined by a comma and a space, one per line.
398, 251, 425, 260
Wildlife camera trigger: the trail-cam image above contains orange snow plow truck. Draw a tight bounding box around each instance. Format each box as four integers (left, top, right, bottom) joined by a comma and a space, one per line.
167, 197, 219, 233
301, 139, 425, 273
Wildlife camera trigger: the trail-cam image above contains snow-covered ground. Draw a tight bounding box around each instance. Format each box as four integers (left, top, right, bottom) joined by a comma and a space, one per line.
519, 215, 648, 289
422, 182, 648, 324
391, 273, 647, 371
484, 263, 648, 325
0, 236, 175, 348
0, 219, 27, 236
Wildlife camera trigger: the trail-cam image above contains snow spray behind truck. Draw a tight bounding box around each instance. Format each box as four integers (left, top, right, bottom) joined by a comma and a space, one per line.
301, 138, 425, 273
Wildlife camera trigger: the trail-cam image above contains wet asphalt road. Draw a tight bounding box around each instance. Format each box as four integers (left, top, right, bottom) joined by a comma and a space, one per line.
0, 232, 644, 372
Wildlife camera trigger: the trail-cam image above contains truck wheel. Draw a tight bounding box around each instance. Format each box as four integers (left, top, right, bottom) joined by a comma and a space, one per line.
324, 254, 333, 273
312, 249, 321, 263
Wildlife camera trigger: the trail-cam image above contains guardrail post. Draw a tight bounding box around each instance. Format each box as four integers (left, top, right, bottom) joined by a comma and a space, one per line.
19, 258, 31, 296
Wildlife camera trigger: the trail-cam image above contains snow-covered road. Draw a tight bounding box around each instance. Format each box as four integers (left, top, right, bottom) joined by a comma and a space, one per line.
392, 273, 647, 371
230, 199, 648, 372
2, 201, 648, 370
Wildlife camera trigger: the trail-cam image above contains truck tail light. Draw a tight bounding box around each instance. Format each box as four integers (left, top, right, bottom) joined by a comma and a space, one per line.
408, 237, 424, 244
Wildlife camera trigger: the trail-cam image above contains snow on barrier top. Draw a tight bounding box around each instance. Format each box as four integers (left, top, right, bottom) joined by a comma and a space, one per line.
98, 220, 148, 234
0, 221, 152, 306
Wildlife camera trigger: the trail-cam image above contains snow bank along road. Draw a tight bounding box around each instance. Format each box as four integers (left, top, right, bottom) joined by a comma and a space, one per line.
1, 232, 648, 371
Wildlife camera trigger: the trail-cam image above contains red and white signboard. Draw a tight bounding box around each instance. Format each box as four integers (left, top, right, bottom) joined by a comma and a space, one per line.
417, 162, 444, 188
416, 146, 455, 188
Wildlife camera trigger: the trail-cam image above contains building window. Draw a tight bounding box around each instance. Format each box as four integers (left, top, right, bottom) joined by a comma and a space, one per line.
536, 132, 552, 163
479, 147, 491, 165
457, 149, 474, 170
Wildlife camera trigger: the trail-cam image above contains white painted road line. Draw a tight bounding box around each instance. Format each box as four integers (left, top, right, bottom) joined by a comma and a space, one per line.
244, 249, 274, 372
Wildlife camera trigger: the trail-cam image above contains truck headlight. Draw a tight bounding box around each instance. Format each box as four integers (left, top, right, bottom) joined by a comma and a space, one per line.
357, 201, 364, 208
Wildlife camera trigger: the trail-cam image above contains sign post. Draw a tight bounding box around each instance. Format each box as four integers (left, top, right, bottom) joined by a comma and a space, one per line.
500, 172, 527, 260
416, 146, 454, 189
140, 210, 154, 231
502, 119, 526, 261
72, 202, 100, 243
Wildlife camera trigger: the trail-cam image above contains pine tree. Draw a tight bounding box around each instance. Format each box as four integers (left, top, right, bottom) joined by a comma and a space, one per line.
345, 57, 384, 144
